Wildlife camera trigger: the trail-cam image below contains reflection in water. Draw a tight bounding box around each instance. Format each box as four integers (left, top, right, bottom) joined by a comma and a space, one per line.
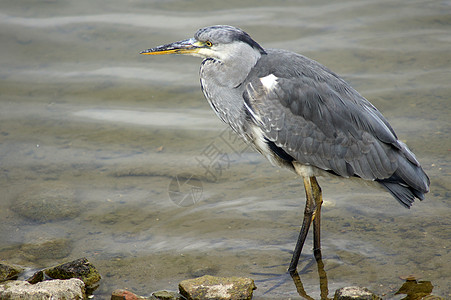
290, 253, 437, 300
256, 250, 436, 300
252, 251, 331, 299
290, 251, 330, 300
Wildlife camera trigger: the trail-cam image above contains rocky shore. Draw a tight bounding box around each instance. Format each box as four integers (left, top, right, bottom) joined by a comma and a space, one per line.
0, 258, 445, 299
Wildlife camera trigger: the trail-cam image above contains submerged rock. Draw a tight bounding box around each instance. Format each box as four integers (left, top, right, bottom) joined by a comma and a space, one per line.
44, 257, 101, 287
179, 275, 256, 300
0, 278, 85, 299
0, 262, 24, 282
11, 182, 80, 223
334, 286, 381, 300
20, 238, 72, 261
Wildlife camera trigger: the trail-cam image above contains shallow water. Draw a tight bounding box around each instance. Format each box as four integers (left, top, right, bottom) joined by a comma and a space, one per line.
1, 0, 450, 298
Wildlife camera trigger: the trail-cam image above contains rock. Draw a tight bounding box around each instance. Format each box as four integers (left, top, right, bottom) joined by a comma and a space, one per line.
26, 270, 44, 284
151, 290, 180, 300
334, 286, 381, 300
44, 257, 101, 287
395, 279, 436, 299
111, 289, 149, 299
0, 262, 24, 282
11, 182, 80, 223
0, 278, 85, 299
179, 275, 256, 300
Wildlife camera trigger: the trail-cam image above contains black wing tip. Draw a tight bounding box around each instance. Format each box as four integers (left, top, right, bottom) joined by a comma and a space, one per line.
377, 180, 427, 209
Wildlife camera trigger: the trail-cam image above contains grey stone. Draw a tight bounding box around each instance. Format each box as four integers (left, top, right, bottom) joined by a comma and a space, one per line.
179, 275, 256, 300
0, 278, 85, 299
334, 286, 381, 300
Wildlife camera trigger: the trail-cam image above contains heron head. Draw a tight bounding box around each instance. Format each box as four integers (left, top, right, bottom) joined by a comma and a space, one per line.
140, 25, 266, 62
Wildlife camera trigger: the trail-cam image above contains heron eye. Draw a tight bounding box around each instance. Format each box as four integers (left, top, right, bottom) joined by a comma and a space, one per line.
205, 41, 213, 47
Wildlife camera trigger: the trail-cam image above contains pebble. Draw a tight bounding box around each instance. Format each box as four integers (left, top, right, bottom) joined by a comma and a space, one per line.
334, 286, 381, 300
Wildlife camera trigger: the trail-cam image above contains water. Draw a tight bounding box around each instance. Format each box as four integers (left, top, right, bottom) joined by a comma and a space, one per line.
1, 0, 450, 298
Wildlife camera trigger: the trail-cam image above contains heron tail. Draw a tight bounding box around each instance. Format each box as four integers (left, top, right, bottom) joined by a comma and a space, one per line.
378, 180, 425, 208
377, 144, 430, 208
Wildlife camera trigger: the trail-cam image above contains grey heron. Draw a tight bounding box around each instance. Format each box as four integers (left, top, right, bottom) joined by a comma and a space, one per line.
140, 25, 430, 272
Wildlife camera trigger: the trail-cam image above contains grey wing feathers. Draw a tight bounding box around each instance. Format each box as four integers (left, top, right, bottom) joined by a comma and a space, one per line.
243, 50, 429, 207
244, 75, 397, 180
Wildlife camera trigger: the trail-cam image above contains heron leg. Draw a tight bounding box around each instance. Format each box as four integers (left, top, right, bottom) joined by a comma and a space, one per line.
311, 176, 323, 252
288, 176, 316, 273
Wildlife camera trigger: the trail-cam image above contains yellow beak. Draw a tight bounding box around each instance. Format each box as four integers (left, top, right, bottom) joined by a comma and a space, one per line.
140, 38, 201, 55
